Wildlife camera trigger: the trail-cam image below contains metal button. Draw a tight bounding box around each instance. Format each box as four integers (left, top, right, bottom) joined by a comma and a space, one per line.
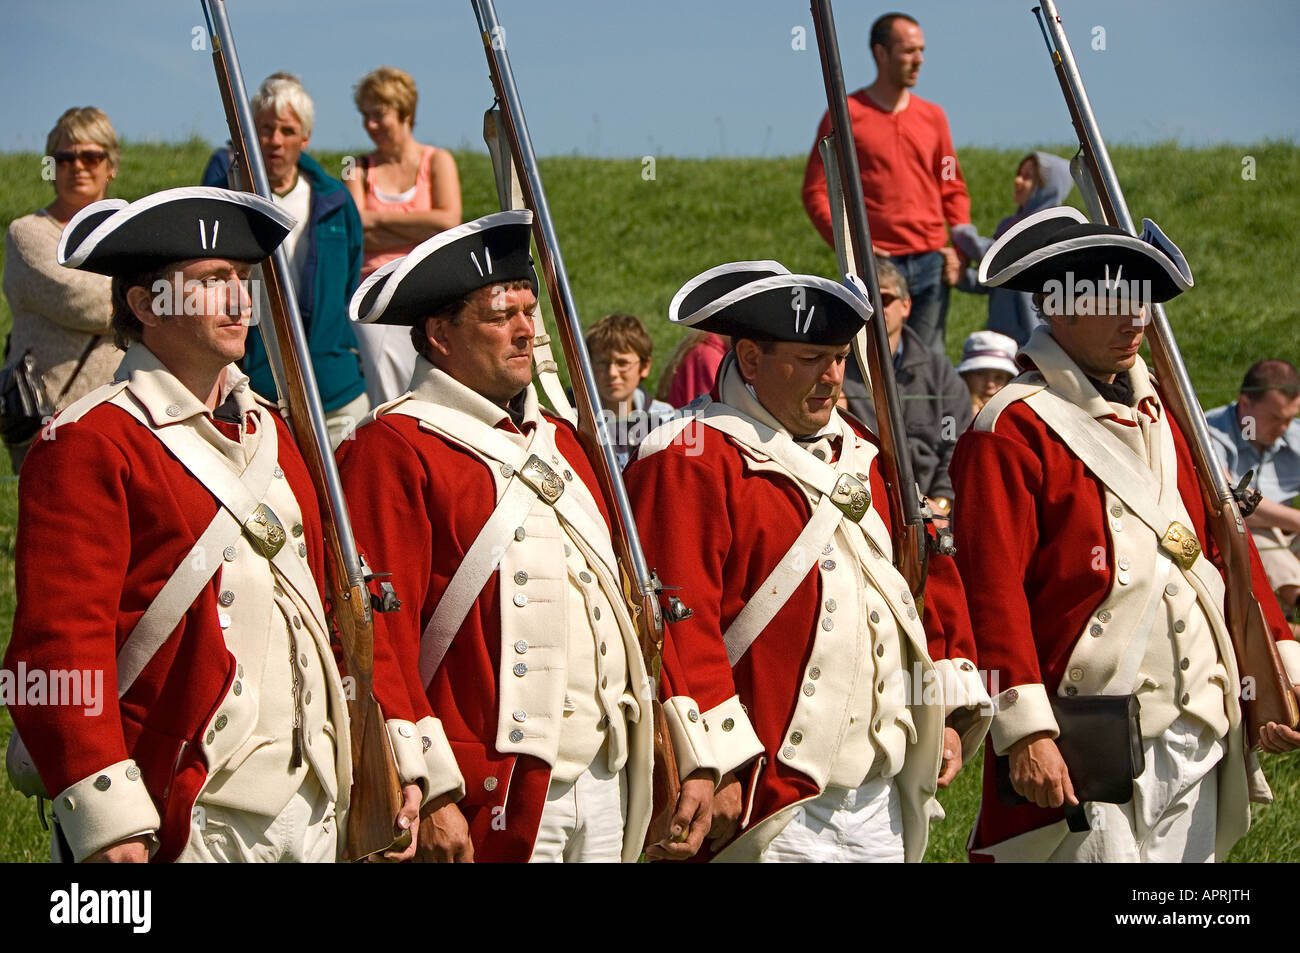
513, 710, 527, 723
293, 616, 302, 630
500, 463, 514, 478
509, 729, 524, 743
876, 644, 885, 657
790, 730, 804, 745
398, 724, 413, 738
1165, 583, 1179, 596
1117, 570, 1131, 585
722, 718, 735, 732
292, 523, 304, 538
93, 775, 111, 791
825, 599, 837, 613
233, 681, 242, 696
1098, 610, 1112, 623
1110, 504, 1123, 517
821, 617, 834, 631
593, 606, 601, 621
1069, 668, 1083, 682
812, 448, 826, 460
514, 640, 528, 654
514, 571, 529, 585
906, 607, 917, 619
599, 642, 607, 656
1090, 624, 1104, 637
273, 466, 284, 479
165, 403, 181, 417
484, 777, 499, 792
218, 590, 235, 606
422, 737, 432, 752
1110, 519, 1123, 532
206, 730, 216, 744
513, 662, 527, 677
809, 666, 821, 680
64, 796, 76, 810
1064, 686, 1078, 697
821, 559, 836, 571
563, 469, 573, 481
125, 765, 141, 781
579, 571, 593, 584
1173, 620, 1186, 633
304, 690, 312, 705
688, 709, 699, 723
215, 714, 228, 731
299, 653, 309, 667
1180, 658, 1190, 671
1118, 556, 1130, 570
802, 683, 815, 697
961, 661, 975, 672
514, 527, 526, 541
1005, 689, 1019, 704
514, 593, 528, 607
223, 546, 237, 561
822, 544, 833, 556
1181, 693, 1190, 705
782, 745, 796, 759
870, 610, 880, 624
901, 592, 912, 605
298, 543, 307, 557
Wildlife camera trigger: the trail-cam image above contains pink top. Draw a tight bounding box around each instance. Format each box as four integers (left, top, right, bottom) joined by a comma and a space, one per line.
667, 333, 728, 408
360, 145, 436, 278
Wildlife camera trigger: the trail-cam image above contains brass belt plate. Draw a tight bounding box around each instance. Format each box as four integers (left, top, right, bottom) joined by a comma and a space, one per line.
1160, 520, 1200, 571
518, 453, 564, 505
830, 473, 871, 523
244, 502, 286, 559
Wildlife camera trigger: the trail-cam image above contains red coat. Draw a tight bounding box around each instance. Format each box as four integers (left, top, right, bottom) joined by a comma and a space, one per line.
625, 412, 977, 860
5, 397, 327, 863
951, 385, 1292, 857
336, 408, 614, 862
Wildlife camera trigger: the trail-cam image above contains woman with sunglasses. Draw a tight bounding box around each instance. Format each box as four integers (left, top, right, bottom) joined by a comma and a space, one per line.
2, 107, 123, 470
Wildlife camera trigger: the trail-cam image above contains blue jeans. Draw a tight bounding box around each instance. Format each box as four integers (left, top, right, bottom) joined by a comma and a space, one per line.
889, 251, 948, 353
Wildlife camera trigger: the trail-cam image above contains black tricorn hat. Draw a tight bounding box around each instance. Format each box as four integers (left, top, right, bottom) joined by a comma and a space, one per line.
671, 265, 872, 346
351, 210, 539, 326
978, 206, 1193, 303
58, 187, 295, 277
668, 260, 792, 326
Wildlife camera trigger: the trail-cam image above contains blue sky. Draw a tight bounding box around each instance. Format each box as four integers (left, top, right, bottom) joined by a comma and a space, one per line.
3, 0, 1297, 157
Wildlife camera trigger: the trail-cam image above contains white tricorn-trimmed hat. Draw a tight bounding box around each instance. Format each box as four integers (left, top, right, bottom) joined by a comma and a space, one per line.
956, 330, 1019, 377
977, 206, 1193, 303
670, 262, 871, 346
351, 209, 538, 326
58, 186, 294, 276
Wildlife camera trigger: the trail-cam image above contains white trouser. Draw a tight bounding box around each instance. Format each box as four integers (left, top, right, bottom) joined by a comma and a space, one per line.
175, 771, 337, 863
528, 760, 628, 863
1048, 714, 1225, 864
760, 775, 904, 863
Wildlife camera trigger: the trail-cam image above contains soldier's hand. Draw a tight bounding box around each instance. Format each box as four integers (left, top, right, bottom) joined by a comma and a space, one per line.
379, 782, 422, 862
86, 834, 151, 863
414, 792, 474, 863
645, 770, 713, 861
707, 771, 743, 849
937, 726, 963, 788
1259, 721, 1300, 753
1009, 732, 1078, 808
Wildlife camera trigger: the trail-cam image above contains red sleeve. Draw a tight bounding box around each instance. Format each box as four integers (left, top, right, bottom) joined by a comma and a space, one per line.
933, 107, 971, 229
950, 426, 1045, 691
800, 110, 836, 249
6, 426, 133, 796
922, 548, 977, 666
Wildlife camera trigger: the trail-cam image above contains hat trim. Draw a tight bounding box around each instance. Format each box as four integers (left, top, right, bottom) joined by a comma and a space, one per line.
981, 230, 1193, 294
668, 260, 791, 325
350, 209, 533, 324
58, 186, 296, 269
680, 273, 873, 331
976, 205, 1088, 285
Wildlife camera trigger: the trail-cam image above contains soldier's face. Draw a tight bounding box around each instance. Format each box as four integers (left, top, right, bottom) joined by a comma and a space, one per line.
132, 258, 252, 369
1047, 296, 1146, 382
426, 284, 536, 406
737, 339, 849, 437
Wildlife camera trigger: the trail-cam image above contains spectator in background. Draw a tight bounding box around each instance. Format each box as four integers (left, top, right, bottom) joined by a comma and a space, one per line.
1205, 360, 1300, 624
802, 11, 970, 352
952, 151, 1075, 346
956, 329, 1019, 419
585, 313, 672, 469
345, 66, 462, 405
657, 331, 728, 409
2, 107, 123, 471
840, 259, 970, 519
207, 74, 367, 448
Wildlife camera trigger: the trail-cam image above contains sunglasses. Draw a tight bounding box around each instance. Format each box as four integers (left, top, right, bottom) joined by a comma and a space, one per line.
52, 150, 109, 167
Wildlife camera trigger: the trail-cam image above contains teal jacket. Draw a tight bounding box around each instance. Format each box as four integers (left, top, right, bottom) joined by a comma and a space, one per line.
212, 152, 366, 412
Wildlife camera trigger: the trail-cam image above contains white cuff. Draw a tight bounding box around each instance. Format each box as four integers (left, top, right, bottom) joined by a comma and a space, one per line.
989, 683, 1060, 756
386, 719, 432, 803
52, 759, 161, 863
415, 716, 465, 805
702, 695, 764, 779
661, 695, 718, 784
1276, 639, 1300, 687
933, 658, 993, 758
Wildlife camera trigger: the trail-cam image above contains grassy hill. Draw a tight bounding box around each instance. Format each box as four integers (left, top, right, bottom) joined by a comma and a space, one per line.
0, 141, 1296, 861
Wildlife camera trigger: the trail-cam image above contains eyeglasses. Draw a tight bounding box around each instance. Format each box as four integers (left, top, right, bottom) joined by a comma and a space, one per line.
593, 358, 642, 373
880, 292, 900, 307
52, 150, 109, 167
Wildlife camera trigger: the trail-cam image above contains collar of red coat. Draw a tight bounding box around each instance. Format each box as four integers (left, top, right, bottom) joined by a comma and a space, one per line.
113, 342, 260, 436
407, 355, 538, 436
1018, 325, 1161, 426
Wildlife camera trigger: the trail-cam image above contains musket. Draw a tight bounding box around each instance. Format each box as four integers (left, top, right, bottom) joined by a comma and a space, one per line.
469, 0, 683, 841
1034, 0, 1298, 744
810, 0, 932, 595
199, 0, 409, 858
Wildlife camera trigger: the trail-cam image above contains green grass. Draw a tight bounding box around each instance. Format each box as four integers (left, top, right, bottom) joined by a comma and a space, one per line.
1, 140, 1297, 862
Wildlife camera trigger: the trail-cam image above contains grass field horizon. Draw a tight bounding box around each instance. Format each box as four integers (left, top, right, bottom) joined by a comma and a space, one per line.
0, 140, 1296, 862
